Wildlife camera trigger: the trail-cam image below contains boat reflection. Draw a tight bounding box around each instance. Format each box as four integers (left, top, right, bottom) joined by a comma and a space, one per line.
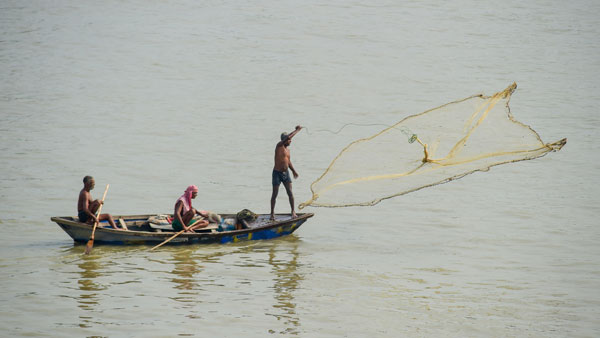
64, 238, 305, 334
166, 237, 304, 335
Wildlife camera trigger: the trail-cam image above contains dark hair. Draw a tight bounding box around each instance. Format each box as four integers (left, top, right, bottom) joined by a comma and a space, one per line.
83, 176, 93, 184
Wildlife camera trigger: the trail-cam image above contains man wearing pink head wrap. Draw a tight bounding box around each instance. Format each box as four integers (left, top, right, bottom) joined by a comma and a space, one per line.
172, 185, 209, 232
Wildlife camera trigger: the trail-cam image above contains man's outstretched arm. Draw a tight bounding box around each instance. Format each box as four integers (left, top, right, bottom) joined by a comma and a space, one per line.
286, 125, 302, 140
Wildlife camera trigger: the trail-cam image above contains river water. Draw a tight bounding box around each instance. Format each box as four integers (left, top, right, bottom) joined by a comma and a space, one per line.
1, 0, 599, 337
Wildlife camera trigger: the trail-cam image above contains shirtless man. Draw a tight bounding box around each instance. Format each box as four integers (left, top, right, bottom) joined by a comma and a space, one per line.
270, 125, 302, 220
77, 176, 118, 229
173, 185, 209, 233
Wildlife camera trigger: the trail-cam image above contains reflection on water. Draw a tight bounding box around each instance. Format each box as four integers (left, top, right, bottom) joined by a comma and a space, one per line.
170, 249, 203, 292
74, 253, 105, 328
267, 240, 303, 335
54, 239, 306, 335
165, 239, 305, 335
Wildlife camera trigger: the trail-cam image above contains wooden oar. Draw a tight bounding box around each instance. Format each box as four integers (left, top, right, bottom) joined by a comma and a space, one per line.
84, 184, 109, 255
149, 220, 198, 251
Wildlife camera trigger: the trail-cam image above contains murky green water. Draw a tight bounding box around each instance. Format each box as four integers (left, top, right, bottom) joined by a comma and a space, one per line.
1, 0, 599, 336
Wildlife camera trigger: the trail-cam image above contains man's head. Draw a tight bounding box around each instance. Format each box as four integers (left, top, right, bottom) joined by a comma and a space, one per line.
185, 185, 199, 199
83, 176, 95, 189
281, 132, 291, 146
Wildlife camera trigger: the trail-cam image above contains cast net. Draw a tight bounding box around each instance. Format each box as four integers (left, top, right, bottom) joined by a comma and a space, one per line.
299, 83, 566, 208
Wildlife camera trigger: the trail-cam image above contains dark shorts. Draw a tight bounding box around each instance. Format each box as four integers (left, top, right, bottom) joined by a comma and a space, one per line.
78, 210, 89, 223
272, 169, 292, 186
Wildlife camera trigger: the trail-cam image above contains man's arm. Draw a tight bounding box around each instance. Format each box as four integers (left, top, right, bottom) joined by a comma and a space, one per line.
289, 161, 299, 179
286, 125, 302, 140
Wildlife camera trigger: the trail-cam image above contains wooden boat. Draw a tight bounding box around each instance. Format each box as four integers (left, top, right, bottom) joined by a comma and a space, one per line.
51, 213, 314, 245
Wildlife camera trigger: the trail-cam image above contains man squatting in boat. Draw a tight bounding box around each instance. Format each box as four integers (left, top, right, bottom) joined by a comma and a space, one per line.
172, 185, 210, 232
78, 176, 119, 229
270, 125, 302, 221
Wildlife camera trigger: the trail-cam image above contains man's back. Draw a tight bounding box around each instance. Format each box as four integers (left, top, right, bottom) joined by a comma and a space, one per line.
77, 189, 90, 212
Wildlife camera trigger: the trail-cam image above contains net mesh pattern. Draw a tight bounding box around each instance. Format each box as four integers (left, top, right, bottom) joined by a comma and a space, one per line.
300, 83, 566, 208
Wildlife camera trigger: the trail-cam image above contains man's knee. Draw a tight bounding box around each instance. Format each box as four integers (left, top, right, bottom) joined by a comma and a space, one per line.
90, 201, 100, 212
192, 219, 208, 227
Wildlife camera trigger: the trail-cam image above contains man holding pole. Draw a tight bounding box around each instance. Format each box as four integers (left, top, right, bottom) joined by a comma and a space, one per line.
78, 175, 118, 229
172, 185, 209, 233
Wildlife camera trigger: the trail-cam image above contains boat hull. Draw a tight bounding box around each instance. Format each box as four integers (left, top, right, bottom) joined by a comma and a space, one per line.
51, 213, 313, 245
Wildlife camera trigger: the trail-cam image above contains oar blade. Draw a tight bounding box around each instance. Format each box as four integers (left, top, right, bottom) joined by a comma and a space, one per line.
84, 238, 94, 254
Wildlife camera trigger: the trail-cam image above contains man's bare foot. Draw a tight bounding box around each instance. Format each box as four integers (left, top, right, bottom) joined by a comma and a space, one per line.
269, 214, 275, 221
291, 212, 297, 219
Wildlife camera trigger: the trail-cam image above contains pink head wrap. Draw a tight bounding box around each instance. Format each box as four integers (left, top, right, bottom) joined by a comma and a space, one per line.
177, 185, 198, 213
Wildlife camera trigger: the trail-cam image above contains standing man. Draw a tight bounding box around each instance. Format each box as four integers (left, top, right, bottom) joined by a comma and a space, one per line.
270, 125, 302, 220
78, 176, 119, 229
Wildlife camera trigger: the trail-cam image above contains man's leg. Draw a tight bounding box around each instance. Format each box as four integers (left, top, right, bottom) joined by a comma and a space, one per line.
270, 184, 279, 220
182, 210, 195, 225
84, 201, 101, 224
99, 213, 118, 229
89, 200, 100, 215
179, 210, 204, 232
283, 181, 296, 218
189, 219, 209, 231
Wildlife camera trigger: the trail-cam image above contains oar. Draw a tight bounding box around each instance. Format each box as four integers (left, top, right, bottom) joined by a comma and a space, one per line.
149, 220, 198, 251
84, 184, 110, 255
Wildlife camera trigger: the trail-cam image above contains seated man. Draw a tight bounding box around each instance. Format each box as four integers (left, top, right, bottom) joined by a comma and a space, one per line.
78, 176, 119, 229
173, 185, 209, 232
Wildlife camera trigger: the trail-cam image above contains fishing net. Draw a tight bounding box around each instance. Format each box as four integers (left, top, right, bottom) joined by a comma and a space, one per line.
299, 83, 566, 209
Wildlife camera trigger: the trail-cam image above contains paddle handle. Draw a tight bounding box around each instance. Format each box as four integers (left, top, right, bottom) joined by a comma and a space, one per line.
96, 184, 109, 217
149, 220, 198, 251
84, 184, 110, 255
150, 230, 185, 251
90, 184, 110, 238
